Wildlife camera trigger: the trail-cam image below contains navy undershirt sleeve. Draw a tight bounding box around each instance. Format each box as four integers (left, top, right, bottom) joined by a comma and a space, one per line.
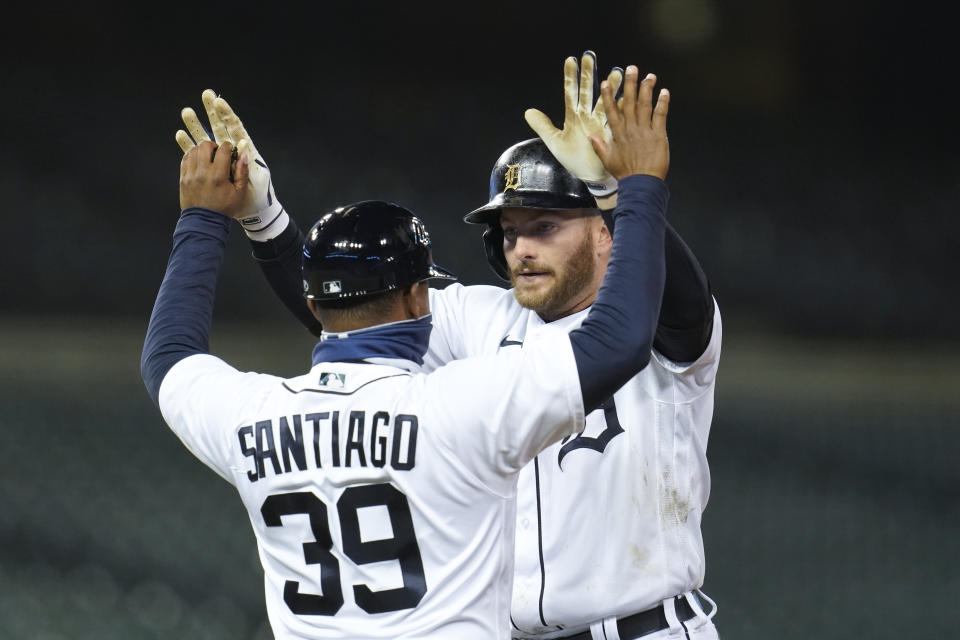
569, 175, 668, 414
141, 207, 231, 406
250, 221, 323, 336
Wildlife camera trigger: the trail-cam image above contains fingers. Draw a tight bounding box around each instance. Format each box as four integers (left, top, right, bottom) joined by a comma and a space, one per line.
175, 129, 194, 153
652, 87, 670, 135
179, 145, 190, 178
196, 140, 217, 165
181, 107, 210, 146
619, 66, 639, 125
183, 140, 213, 178
609, 67, 625, 102
214, 97, 249, 143
562, 56, 579, 125
593, 67, 624, 123
578, 50, 597, 111
594, 67, 671, 181
182, 140, 230, 176
637, 73, 657, 126
599, 79, 622, 134
179, 140, 243, 213
613, 68, 663, 129
524, 108, 559, 140
212, 140, 235, 177
202, 89, 230, 143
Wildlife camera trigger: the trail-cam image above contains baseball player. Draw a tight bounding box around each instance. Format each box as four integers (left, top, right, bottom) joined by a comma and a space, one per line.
460, 58, 721, 640
145, 70, 675, 639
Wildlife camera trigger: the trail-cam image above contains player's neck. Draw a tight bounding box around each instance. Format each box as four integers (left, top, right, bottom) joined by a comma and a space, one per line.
322, 307, 410, 333
313, 315, 433, 367
537, 289, 598, 323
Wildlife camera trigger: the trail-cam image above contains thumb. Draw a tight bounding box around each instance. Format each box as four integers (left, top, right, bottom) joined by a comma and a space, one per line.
524, 108, 559, 140
237, 138, 257, 168
588, 134, 609, 163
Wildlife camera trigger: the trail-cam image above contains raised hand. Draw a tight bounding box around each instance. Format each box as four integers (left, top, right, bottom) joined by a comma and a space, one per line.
589, 66, 670, 181
179, 141, 250, 217
175, 91, 284, 234
524, 51, 624, 196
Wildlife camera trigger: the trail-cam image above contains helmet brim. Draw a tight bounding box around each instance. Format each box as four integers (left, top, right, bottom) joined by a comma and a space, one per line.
426, 264, 457, 282
464, 191, 598, 224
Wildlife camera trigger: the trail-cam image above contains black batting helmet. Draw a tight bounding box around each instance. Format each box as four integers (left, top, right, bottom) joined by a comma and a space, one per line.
302, 200, 456, 301
464, 138, 599, 281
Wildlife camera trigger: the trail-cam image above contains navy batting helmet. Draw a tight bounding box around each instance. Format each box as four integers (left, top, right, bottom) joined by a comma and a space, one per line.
302, 200, 456, 301
464, 138, 599, 281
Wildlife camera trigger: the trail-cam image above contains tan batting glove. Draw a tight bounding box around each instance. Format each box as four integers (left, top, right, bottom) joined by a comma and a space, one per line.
175, 90, 286, 240
525, 51, 625, 198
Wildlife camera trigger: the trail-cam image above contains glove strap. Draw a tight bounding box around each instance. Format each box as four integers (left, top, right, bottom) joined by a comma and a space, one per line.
583, 174, 619, 198
241, 199, 288, 241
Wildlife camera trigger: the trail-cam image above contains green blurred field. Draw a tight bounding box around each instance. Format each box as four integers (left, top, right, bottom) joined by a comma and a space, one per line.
1, 316, 957, 639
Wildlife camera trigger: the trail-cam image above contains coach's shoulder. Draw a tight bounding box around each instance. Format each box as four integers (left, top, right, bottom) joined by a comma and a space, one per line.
429, 282, 514, 311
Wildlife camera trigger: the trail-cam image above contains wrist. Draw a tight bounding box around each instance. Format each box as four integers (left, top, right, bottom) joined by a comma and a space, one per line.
240, 199, 288, 241
612, 175, 669, 220
582, 174, 619, 198
595, 192, 618, 210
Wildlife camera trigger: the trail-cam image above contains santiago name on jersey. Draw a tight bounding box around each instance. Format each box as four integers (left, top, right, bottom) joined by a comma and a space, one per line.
426, 283, 722, 638
158, 326, 585, 640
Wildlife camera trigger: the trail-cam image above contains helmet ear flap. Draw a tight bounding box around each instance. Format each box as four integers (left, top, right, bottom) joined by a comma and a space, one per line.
600, 209, 614, 233
481, 224, 510, 282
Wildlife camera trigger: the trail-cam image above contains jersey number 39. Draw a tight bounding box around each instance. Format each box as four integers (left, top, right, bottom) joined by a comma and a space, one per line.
261, 483, 426, 615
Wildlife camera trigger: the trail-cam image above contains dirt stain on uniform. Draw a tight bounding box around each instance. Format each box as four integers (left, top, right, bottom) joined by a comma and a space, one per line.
660, 471, 690, 526
630, 543, 651, 570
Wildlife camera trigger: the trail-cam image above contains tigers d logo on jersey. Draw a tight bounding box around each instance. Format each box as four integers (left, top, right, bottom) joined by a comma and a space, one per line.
557, 395, 624, 469
503, 164, 522, 192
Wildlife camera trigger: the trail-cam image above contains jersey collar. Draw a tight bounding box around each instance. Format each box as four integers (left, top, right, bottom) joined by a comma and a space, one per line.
311, 314, 433, 371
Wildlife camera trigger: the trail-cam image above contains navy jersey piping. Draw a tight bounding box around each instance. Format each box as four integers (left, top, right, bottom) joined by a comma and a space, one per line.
282, 373, 411, 395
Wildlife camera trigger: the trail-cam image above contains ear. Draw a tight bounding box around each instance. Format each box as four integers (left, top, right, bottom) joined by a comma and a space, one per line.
403, 282, 431, 318
593, 215, 612, 254
306, 298, 323, 323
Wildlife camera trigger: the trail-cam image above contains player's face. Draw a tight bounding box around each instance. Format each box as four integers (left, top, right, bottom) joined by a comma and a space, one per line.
500, 208, 609, 322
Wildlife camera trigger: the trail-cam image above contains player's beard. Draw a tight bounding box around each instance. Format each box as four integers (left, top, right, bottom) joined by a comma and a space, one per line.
510, 231, 596, 319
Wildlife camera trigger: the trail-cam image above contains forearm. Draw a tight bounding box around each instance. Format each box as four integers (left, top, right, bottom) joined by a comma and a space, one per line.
248, 217, 323, 336
141, 208, 231, 405
570, 175, 668, 412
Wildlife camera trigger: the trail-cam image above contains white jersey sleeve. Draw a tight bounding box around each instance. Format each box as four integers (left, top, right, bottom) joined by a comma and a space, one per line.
646, 297, 722, 401
423, 324, 585, 494
425, 283, 521, 372
157, 353, 282, 485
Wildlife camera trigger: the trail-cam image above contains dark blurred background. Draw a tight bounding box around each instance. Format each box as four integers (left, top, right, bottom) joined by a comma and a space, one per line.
1, 1, 957, 638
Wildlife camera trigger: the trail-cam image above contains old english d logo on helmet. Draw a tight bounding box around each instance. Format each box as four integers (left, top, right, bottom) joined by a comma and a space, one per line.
503, 164, 522, 192
464, 138, 596, 226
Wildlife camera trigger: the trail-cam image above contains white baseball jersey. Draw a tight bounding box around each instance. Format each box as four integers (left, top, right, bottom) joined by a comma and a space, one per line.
427, 283, 722, 637
158, 325, 585, 639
